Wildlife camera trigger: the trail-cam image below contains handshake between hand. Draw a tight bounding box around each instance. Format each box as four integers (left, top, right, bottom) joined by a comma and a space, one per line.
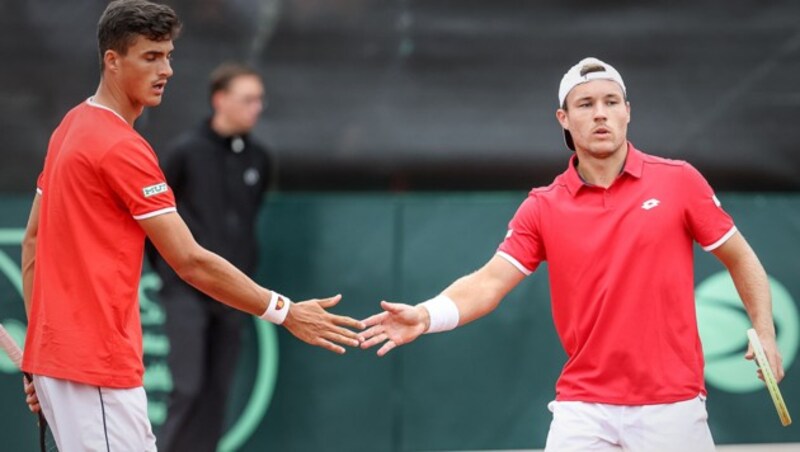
282, 297, 429, 356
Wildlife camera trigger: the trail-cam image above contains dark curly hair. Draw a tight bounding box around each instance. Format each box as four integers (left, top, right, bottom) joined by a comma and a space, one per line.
97, 0, 181, 70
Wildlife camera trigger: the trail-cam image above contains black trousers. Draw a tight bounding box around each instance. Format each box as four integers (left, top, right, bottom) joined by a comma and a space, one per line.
157, 283, 247, 452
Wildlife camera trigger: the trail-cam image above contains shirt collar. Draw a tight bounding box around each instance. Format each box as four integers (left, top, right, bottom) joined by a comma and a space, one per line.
564, 142, 643, 196
202, 119, 249, 153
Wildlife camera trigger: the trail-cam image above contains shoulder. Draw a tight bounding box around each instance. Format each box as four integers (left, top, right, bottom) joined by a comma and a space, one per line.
101, 134, 157, 165
529, 174, 569, 199
168, 125, 207, 153
639, 151, 689, 172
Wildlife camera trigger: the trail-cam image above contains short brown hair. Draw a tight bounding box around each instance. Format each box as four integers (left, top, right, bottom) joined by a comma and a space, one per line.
209, 63, 262, 98
97, 0, 181, 70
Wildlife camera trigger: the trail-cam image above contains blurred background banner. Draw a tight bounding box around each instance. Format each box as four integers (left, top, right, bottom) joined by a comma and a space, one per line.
1, 0, 799, 191
2, 193, 799, 451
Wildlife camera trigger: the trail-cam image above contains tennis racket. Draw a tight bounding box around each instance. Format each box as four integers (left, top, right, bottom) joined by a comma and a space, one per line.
747, 328, 792, 426
0, 324, 57, 451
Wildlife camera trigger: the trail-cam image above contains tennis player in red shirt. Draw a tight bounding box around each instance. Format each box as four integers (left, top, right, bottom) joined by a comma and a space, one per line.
360, 57, 784, 450
19, 1, 362, 449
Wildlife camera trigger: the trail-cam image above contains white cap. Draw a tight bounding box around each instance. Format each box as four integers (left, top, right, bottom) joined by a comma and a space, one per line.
558, 57, 626, 150
558, 57, 626, 107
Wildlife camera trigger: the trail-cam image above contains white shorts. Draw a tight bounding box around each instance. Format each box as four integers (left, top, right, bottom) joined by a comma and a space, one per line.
33, 375, 156, 451
545, 395, 715, 452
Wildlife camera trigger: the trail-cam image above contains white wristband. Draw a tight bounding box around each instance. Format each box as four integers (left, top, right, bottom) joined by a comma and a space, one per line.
419, 294, 459, 334
259, 291, 292, 325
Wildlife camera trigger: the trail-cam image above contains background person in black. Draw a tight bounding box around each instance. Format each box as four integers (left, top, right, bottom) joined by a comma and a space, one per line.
150, 63, 271, 452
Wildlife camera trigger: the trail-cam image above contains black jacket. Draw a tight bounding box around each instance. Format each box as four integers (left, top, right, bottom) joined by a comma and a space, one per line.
148, 120, 272, 286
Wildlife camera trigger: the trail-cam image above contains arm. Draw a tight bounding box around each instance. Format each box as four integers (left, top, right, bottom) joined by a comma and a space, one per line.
21, 193, 41, 319
140, 211, 363, 353
359, 255, 527, 356
711, 231, 784, 382
21, 193, 41, 413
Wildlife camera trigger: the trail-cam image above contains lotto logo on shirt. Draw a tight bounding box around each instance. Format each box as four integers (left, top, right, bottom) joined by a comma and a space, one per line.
142, 182, 169, 198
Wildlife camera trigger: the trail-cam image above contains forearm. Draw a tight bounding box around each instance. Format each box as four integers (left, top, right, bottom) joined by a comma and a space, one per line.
425, 255, 525, 330
21, 237, 35, 319
178, 248, 269, 317
727, 251, 774, 337
441, 272, 506, 327
21, 194, 41, 319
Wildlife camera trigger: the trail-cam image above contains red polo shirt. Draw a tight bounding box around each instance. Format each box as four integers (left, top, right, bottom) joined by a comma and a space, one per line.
498, 144, 735, 405
23, 99, 176, 388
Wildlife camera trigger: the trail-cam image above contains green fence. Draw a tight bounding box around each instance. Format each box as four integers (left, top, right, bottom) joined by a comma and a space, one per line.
1, 193, 798, 451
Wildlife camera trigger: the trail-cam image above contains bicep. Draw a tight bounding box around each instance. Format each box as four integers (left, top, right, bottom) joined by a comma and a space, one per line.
138, 212, 199, 273
710, 230, 749, 268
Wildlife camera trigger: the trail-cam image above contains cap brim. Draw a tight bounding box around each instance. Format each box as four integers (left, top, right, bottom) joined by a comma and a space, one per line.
563, 129, 575, 151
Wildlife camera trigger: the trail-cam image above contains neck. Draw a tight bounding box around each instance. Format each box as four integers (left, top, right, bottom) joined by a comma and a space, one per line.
92, 79, 142, 126
210, 114, 243, 137
575, 143, 629, 188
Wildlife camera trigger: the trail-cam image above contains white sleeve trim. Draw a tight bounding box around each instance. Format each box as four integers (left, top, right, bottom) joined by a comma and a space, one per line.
496, 251, 533, 276
702, 225, 738, 252
133, 207, 176, 220
36, 188, 43, 195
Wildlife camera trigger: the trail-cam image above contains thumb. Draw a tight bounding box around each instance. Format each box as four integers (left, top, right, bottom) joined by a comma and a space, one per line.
318, 294, 343, 309
744, 342, 755, 360
380, 300, 405, 313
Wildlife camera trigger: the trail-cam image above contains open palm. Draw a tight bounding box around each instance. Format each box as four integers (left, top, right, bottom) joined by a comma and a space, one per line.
359, 301, 428, 356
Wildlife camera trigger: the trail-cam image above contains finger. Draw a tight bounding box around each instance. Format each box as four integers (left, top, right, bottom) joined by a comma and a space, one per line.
316, 338, 346, 354
323, 331, 360, 348
380, 300, 405, 313
773, 359, 785, 383
331, 314, 365, 331
333, 325, 362, 341
377, 340, 397, 357
317, 294, 343, 309
362, 311, 389, 327
361, 333, 388, 349
358, 325, 384, 342
744, 343, 754, 360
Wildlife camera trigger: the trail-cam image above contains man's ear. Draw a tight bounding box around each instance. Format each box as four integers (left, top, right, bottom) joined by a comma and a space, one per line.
104, 50, 120, 73
210, 91, 225, 111
556, 108, 569, 130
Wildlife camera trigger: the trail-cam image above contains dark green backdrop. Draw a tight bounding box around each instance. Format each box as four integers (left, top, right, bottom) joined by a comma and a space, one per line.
1, 193, 798, 451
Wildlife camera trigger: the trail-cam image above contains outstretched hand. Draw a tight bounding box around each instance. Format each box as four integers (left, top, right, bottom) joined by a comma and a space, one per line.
358, 301, 429, 356
283, 294, 365, 354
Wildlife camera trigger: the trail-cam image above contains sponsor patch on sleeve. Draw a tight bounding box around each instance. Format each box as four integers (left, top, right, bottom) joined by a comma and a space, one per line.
142, 182, 169, 198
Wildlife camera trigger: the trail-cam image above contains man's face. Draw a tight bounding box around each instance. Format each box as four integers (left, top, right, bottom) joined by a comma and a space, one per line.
214, 75, 265, 134
113, 36, 174, 108
556, 79, 630, 158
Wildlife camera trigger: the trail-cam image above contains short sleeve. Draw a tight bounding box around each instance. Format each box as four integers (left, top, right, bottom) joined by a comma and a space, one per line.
99, 138, 176, 220
37, 131, 57, 195
496, 195, 545, 275
682, 163, 736, 251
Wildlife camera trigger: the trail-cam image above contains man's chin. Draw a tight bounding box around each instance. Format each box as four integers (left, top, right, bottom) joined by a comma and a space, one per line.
144, 96, 164, 107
